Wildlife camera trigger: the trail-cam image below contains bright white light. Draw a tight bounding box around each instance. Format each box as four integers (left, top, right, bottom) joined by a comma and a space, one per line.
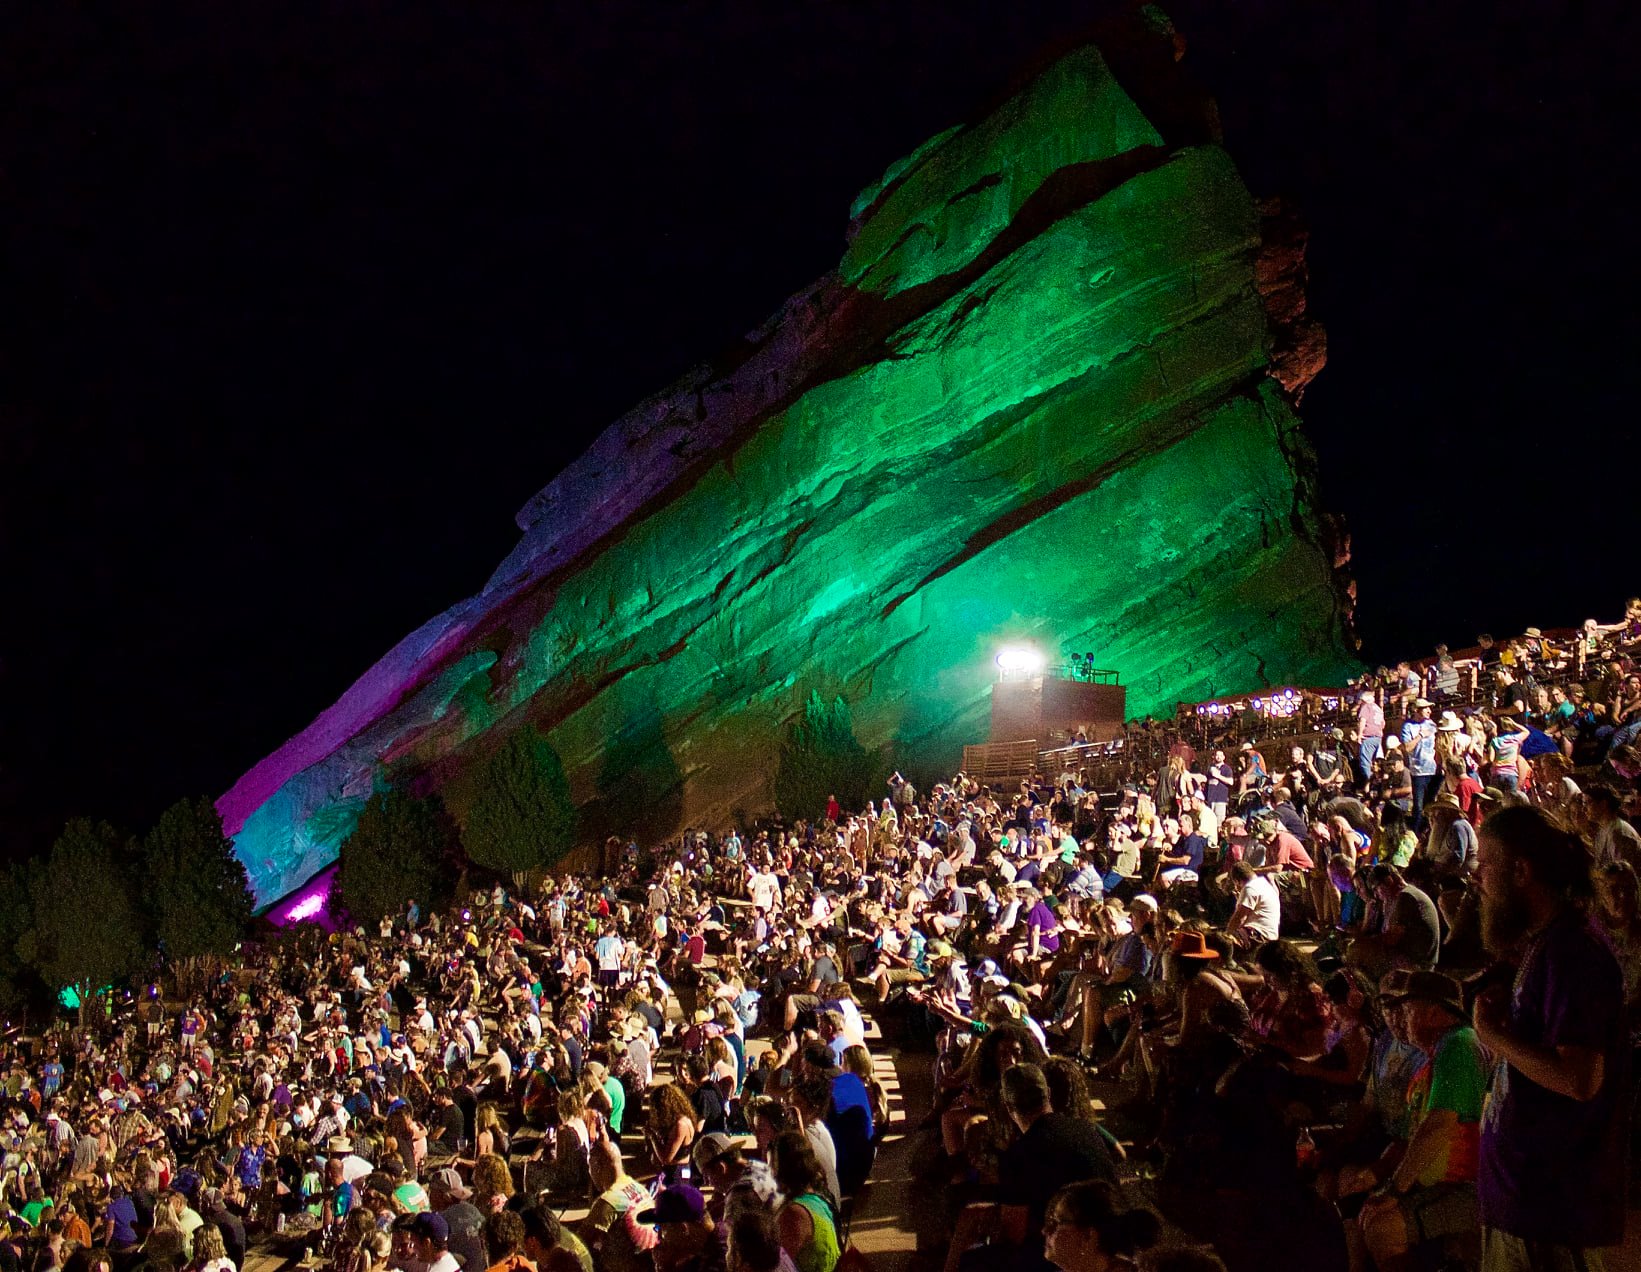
286, 894, 326, 922
995, 645, 1046, 675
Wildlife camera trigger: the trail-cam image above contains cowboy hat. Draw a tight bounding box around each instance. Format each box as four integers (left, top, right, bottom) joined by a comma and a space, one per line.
1170, 931, 1220, 961
1399, 970, 1466, 1019
1437, 711, 1464, 732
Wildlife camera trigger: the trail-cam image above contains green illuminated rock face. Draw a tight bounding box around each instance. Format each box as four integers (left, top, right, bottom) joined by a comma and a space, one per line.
223, 24, 1357, 905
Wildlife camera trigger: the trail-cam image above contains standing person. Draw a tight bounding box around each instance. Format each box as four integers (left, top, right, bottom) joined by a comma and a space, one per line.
1306, 730, 1349, 812
1203, 751, 1234, 824
180, 1005, 204, 1055
594, 927, 625, 1005
1472, 806, 1628, 1266
1400, 700, 1439, 830
1486, 714, 1531, 795
1356, 690, 1386, 786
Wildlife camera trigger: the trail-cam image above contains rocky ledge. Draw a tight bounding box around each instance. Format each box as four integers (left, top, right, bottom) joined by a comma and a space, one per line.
223, 12, 1357, 907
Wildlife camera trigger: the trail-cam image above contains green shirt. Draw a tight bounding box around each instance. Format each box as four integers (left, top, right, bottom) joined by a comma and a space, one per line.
1406, 1025, 1487, 1185
603, 1074, 626, 1134
790, 1193, 840, 1272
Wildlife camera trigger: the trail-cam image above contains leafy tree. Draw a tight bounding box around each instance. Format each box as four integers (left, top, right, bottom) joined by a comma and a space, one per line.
142, 797, 255, 990
594, 697, 683, 841
19, 819, 146, 1025
338, 788, 456, 922
0, 864, 38, 1011
773, 692, 877, 821
463, 726, 578, 885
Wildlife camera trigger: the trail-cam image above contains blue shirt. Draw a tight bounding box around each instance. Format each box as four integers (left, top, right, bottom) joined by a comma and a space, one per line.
1401, 720, 1438, 777
827, 1070, 877, 1195
107, 1195, 139, 1246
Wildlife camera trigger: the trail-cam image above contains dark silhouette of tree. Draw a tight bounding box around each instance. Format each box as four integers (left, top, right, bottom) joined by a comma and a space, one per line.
338, 788, 457, 921
463, 726, 578, 885
595, 696, 683, 841
0, 865, 39, 1011
142, 797, 255, 992
19, 819, 146, 1025
773, 692, 876, 821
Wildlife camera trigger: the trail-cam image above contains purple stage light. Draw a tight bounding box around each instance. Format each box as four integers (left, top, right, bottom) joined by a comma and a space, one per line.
267, 867, 338, 929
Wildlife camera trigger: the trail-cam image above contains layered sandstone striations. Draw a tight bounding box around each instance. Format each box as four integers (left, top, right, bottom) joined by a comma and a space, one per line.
223, 23, 1357, 906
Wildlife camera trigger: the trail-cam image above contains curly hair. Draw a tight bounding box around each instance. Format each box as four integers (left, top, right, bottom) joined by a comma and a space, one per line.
966, 1021, 1045, 1092
648, 1080, 695, 1132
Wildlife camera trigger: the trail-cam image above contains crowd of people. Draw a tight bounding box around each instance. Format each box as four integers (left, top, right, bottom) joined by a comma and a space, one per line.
1, 610, 1639, 1272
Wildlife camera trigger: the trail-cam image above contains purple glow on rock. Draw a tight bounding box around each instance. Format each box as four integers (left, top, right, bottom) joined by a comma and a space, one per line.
267, 867, 338, 930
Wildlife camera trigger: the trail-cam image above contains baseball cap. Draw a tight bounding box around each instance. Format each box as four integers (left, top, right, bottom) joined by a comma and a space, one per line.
428, 1167, 471, 1200
394, 1212, 449, 1244
690, 1132, 737, 1174
392, 1181, 430, 1214
638, 1185, 706, 1225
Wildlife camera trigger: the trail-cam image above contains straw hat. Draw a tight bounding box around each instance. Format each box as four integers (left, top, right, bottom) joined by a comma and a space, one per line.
1437, 711, 1464, 732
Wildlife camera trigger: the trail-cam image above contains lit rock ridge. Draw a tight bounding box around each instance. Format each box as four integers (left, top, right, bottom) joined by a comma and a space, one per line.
222, 26, 1356, 907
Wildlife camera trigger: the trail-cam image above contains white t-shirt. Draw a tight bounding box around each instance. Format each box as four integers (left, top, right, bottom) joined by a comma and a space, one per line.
595, 935, 625, 971
803, 1121, 844, 1204
1236, 874, 1282, 943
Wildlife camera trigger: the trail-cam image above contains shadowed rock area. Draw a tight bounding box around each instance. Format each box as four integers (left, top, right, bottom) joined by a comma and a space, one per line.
223, 14, 1358, 907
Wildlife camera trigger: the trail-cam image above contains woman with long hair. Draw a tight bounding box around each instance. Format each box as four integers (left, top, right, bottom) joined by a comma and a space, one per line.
472, 1153, 513, 1213
473, 1103, 510, 1161
1374, 803, 1417, 870
644, 1082, 697, 1176
1289, 967, 1378, 1090
188, 1224, 235, 1272
938, 1021, 1043, 1159
768, 1132, 840, 1272
1247, 941, 1332, 1061
332, 1206, 390, 1272
839, 1044, 889, 1133
384, 1105, 423, 1177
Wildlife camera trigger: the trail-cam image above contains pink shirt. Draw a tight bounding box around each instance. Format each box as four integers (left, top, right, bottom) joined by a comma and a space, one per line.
1358, 699, 1385, 739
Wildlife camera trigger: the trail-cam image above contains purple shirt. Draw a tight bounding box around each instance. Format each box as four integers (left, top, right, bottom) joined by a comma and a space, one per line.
1024, 901, 1061, 954
1477, 911, 1628, 1246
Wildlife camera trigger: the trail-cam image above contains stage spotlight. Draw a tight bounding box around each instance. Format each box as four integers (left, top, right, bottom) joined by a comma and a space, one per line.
995, 644, 1046, 676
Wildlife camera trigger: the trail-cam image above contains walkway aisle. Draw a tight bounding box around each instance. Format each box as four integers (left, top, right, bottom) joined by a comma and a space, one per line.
844, 1018, 931, 1272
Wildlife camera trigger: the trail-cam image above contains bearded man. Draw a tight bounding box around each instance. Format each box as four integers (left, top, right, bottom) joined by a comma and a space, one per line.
1471, 805, 1628, 1269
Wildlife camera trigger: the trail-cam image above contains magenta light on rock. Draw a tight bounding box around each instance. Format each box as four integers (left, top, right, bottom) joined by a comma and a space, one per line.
267, 867, 337, 928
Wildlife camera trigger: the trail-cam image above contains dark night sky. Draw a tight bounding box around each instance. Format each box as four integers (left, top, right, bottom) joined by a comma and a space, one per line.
3, 1, 1637, 858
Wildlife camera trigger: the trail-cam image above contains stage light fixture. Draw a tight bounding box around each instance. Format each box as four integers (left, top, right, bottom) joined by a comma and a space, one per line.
995, 644, 1046, 676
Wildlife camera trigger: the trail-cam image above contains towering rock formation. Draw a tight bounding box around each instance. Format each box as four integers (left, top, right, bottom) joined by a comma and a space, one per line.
223, 13, 1356, 907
